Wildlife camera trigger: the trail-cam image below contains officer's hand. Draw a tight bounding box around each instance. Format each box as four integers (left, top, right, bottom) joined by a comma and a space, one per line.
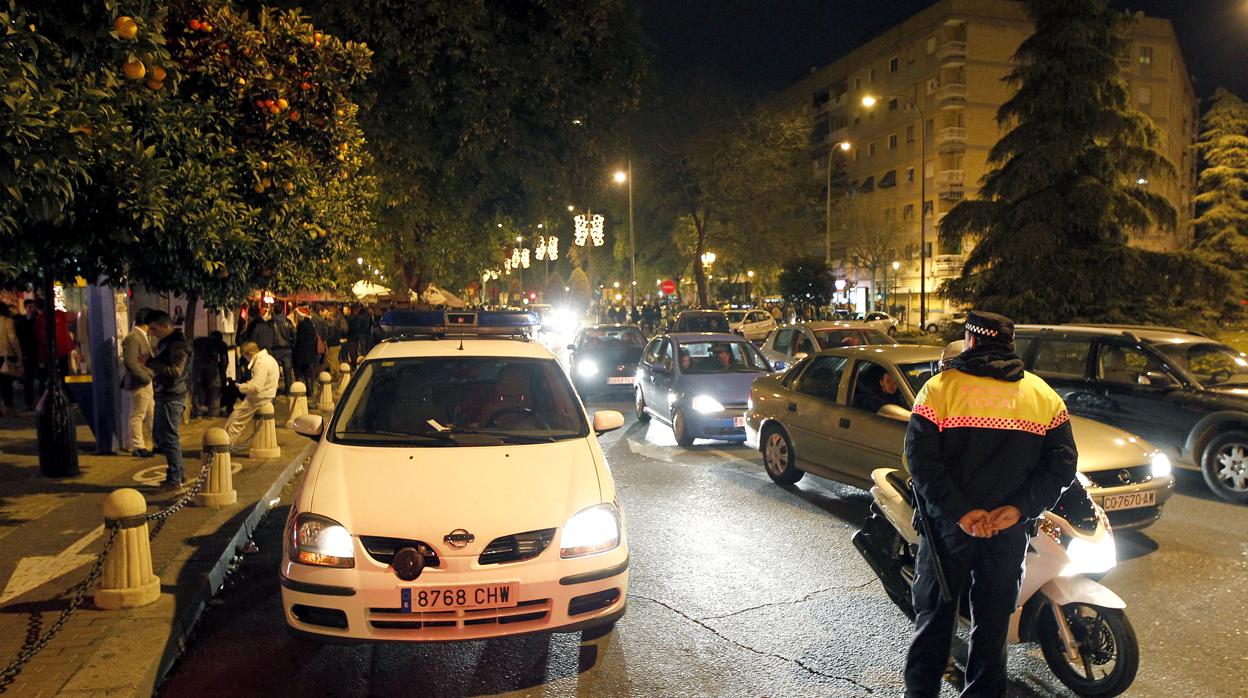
987, 505, 1021, 533
958, 509, 991, 538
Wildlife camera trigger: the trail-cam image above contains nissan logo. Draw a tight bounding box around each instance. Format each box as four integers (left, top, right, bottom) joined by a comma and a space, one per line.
444, 529, 475, 548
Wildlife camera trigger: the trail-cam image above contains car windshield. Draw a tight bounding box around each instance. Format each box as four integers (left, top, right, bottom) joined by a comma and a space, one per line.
579, 327, 646, 348
679, 314, 729, 332
1157, 342, 1248, 386
813, 328, 893, 349
897, 360, 941, 396
330, 357, 589, 445
726, 311, 749, 323
676, 341, 769, 374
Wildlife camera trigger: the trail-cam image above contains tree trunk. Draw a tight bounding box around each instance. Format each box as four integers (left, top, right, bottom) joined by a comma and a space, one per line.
693, 215, 709, 308
183, 293, 199, 416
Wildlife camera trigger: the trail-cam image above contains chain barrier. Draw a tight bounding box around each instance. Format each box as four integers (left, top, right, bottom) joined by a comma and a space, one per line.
0, 527, 119, 692
229, 419, 260, 455
146, 451, 212, 540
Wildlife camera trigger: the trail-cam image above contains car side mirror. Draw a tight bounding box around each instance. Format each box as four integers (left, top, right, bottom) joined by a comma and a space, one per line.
593, 410, 625, 434
772, 361, 787, 372
1143, 370, 1179, 389
878, 404, 912, 422
567, 344, 577, 351
292, 414, 325, 441
793, 352, 808, 361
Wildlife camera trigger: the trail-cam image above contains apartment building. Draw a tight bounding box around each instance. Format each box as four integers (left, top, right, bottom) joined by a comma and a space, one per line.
773, 0, 1198, 326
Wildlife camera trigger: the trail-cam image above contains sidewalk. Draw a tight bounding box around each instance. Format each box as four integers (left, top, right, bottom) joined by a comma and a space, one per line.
0, 401, 314, 696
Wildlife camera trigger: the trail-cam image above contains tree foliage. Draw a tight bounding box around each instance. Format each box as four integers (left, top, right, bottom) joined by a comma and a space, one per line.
779, 255, 835, 309
1193, 88, 1248, 306
938, 0, 1225, 324
836, 194, 906, 310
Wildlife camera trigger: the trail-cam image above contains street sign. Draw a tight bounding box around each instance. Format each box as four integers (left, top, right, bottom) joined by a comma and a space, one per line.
661, 279, 677, 295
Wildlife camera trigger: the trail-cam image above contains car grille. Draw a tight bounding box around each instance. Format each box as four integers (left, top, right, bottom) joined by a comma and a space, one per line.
478, 528, 556, 565
368, 598, 551, 632
1085, 465, 1153, 489
358, 536, 441, 568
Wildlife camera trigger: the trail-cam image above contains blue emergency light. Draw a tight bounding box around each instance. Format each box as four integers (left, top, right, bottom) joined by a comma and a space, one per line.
380, 310, 540, 338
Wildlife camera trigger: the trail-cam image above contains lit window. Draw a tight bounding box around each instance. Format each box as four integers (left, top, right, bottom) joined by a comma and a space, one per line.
1139, 46, 1153, 65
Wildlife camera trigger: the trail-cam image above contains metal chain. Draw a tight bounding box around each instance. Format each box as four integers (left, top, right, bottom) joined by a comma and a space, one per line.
146, 451, 212, 539
0, 527, 119, 691
228, 420, 260, 454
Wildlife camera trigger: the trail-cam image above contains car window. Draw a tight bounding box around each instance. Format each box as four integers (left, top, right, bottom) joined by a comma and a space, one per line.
795, 356, 846, 401
896, 360, 940, 396
792, 332, 817, 356
753, 312, 770, 323
848, 360, 908, 413
1030, 338, 1093, 378
781, 357, 811, 388
1095, 343, 1164, 385
1014, 336, 1033, 359
643, 338, 662, 364
726, 311, 748, 323
812, 328, 892, 349
1157, 342, 1248, 387
773, 329, 795, 353
678, 314, 730, 333
656, 339, 672, 369
331, 358, 588, 445
579, 326, 646, 349
675, 340, 769, 374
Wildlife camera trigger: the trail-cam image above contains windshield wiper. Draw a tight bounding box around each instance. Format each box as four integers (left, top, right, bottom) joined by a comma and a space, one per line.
452, 429, 557, 443
336, 430, 458, 444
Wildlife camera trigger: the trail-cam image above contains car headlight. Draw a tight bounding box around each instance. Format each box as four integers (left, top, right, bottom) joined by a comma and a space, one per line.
1060, 535, 1116, 577
1150, 452, 1172, 477
289, 513, 355, 568
577, 360, 599, 377
691, 395, 724, 413
560, 503, 621, 558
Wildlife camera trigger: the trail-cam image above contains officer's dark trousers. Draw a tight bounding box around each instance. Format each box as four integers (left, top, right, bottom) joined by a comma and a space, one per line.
904, 518, 1028, 697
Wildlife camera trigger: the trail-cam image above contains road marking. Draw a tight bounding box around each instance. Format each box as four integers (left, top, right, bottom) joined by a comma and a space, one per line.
133, 461, 240, 485
0, 525, 104, 605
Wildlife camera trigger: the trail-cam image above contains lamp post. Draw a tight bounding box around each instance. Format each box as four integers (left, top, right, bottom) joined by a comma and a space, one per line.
746, 270, 755, 304
700, 252, 716, 305
825, 140, 852, 265
890, 260, 900, 315
613, 164, 635, 309
864, 94, 927, 330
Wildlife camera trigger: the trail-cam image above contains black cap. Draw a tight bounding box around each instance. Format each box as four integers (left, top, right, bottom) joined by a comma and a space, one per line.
964, 310, 1014, 344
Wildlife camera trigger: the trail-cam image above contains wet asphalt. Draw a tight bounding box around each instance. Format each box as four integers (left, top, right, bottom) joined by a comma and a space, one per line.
161, 397, 1248, 698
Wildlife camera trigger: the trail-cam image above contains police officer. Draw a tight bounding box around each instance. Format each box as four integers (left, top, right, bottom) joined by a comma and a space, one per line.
903, 311, 1077, 696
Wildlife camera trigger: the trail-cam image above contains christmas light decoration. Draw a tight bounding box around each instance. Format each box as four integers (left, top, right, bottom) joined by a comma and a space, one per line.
547, 236, 559, 260
535, 236, 547, 261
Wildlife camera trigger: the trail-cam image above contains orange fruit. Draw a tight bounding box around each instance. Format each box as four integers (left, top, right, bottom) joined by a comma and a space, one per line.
114, 16, 138, 40
202, 22, 213, 32
149, 65, 166, 82
288, 110, 301, 122
145, 78, 162, 90
268, 104, 281, 115
254, 183, 265, 193
299, 81, 311, 91
284, 181, 295, 192
123, 59, 145, 80
276, 98, 288, 110
261, 177, 272, 188
189, 19, 201, 30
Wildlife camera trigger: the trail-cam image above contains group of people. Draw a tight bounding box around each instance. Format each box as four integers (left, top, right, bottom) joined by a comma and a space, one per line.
236, 301, 380, 399
0, 298, 74, 417
120, 308, 189, 489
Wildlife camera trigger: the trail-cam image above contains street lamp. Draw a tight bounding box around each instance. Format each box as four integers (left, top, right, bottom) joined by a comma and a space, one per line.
863, 93, 928, 330
746, 270, 755, 304
613, 163, 636, 309
826, 141, 852, 265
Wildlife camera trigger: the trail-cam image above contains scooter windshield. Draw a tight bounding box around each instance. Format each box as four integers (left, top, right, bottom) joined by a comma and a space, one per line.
1050, 480, 1099, 534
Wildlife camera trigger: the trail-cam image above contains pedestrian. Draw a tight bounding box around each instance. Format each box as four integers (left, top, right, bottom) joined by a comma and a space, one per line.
346, 303, 372, 365
14, 299, 38, 410
191, 330, 228, 417
292, 306, 323, 396
902, 310, 1077, 697
33, 299, 72, 380
240, 303, 276, 352
0, 303, 23, 417
121, 307, 155, 456
322, 305, 345, 382
223, 340, 279, 449
144, 310, 191, 490
269, 301, 296, 395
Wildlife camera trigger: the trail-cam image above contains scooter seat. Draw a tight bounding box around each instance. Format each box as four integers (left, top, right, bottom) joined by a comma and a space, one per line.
886, 470, 916, 510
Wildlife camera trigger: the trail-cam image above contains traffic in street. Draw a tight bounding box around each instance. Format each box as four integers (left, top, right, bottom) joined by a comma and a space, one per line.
163, 386, 1248, 697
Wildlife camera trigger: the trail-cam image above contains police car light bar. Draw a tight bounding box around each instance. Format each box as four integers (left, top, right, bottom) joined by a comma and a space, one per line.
380, 310, 540, 338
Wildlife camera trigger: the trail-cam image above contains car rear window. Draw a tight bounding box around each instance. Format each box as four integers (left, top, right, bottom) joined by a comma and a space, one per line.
1030, 338, 1092, 378
677, 314, 730, 333
813, 329, 893, 348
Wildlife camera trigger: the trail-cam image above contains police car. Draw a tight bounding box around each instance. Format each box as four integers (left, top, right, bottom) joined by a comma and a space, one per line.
280, 310, 628, 642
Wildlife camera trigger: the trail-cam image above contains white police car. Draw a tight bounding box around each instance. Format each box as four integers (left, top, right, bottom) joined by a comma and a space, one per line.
281, 310, 628, 642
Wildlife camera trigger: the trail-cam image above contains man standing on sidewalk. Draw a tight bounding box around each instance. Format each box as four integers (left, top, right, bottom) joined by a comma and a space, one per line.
15, 299, 39, 410
145, 311, 190, 490
121, 308, 155, 457
224, 341, 279, 450
270, 301, 296, 396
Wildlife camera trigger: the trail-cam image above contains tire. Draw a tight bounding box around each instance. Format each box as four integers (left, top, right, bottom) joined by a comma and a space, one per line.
762, 426, 803, 485
887, 326, 897, 337
1038, 603, 1139, 697
581, 620, 616, 641
672, 409, 695, 448
1200, 431, 1248, 503
634, 388, 650, 423
925, 323, 938, 334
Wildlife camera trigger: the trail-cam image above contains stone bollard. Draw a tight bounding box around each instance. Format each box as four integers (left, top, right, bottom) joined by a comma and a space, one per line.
195, 428, 237, 507
95, 489, 161, 610
286, 381, 309, 429
338, 362, 352, 396
251, 401, 282, 459
316, 371, 334, 411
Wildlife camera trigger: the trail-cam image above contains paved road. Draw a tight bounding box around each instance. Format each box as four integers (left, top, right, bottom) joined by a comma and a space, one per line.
162, 398, 1248, 697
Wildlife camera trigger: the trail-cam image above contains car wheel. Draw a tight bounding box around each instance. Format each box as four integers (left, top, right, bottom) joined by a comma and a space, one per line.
1201, 431, 1248, 503
887, 326, 897, 337
925, 323, 938, 334
762, 426, 804, 485
672, 409, 695, 448
635, 388, 650, 422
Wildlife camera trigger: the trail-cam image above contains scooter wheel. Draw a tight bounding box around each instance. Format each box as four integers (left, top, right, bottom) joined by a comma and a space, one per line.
1038, 603, 1138, 697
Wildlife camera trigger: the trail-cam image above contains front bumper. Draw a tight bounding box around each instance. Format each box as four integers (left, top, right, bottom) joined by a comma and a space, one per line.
1087, 474, 1174, 530
573, 371, 637, 395
684, 406, 748, 442
281, 542, 628, 643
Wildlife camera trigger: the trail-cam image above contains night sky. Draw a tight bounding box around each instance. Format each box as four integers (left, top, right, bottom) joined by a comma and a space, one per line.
635, 0, 1248, 102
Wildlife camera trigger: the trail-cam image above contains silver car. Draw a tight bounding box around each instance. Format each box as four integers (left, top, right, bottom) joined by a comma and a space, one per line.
744, 345, 1174, 529
760, 322, 894, 372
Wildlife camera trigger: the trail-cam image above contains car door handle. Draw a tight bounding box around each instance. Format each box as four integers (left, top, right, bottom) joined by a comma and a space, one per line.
787, 402, 797, 412
839, 417, 851, 429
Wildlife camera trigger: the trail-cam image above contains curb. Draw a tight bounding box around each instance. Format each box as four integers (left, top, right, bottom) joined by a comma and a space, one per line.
152, 441, 315, 693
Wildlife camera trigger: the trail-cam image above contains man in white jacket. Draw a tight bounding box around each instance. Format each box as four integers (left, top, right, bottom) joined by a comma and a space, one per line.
225, 341, 280, 447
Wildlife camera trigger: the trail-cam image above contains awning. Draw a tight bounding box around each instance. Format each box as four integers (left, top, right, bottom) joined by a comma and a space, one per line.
879, 170, 896, 188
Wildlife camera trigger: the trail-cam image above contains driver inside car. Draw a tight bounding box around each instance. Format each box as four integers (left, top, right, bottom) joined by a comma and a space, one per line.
476, 364, 533, 428
855, 366, 906, 413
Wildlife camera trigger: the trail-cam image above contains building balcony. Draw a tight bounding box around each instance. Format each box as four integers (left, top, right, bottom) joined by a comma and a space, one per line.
937, 170, 965, 200
938, 83, 967, 108
937, 40, 968, 65
936, 126, 967, 153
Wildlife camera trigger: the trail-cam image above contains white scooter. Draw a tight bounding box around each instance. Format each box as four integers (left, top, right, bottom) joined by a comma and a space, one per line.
853, 469, 1139, 697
